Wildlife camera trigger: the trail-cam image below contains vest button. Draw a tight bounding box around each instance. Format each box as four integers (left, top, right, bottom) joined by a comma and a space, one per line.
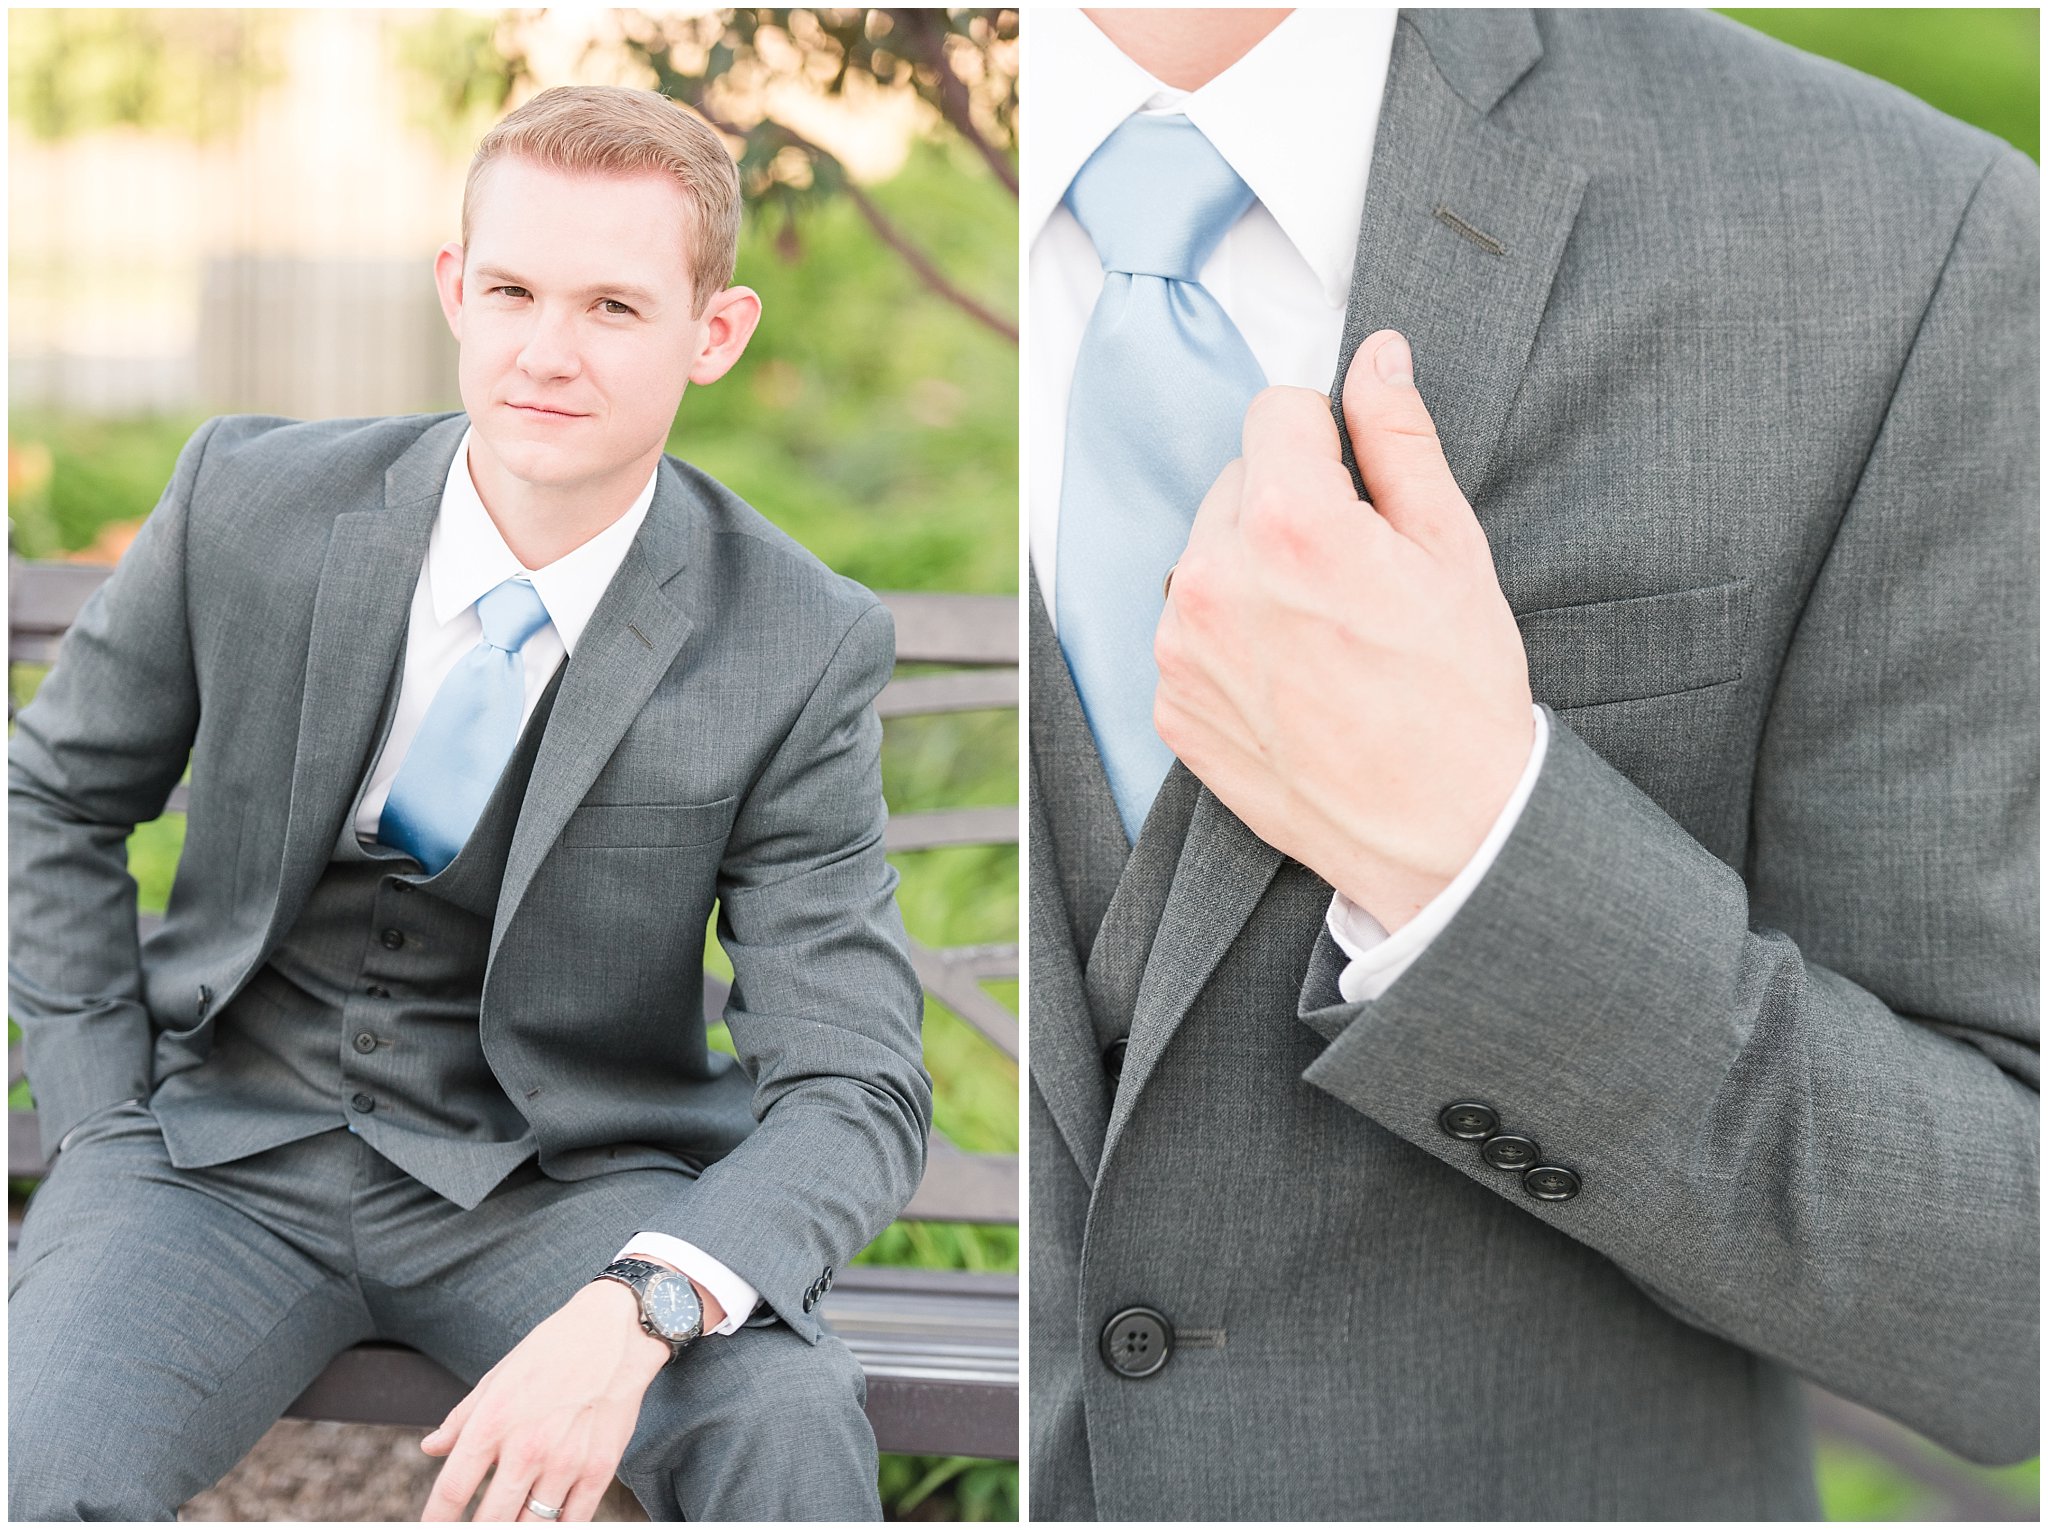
350, 1092, 376, 1114
353, 1032, 378, 1055
1100, 1306, 1173, 1378
380, 929, 406, 950
364, 984, 390, 999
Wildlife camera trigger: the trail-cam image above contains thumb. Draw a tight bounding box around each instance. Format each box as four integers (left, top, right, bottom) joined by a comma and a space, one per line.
1341, 330, 1471, 549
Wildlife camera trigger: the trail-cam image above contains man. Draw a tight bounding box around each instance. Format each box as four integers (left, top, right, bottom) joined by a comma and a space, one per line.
10, 84, 928, 1522
1030, 8, 2035, 1519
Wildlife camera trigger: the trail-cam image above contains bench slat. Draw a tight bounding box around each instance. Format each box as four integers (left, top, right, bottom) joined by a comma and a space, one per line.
911, 946, 1021, 1060
879, 592, 1017, 666
8, 560, 108, 633
886, 805, 1018, 852
903, 1144, 1018, 1224
876, 668, 1018, 718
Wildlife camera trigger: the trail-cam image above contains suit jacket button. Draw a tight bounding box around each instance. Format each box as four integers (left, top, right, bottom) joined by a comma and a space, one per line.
1099, 1306, 1172, 1378
1439, 1102, 1498, 1140
1481, 1133, 1538, 1171
801, 1285, 818, 1313
352, 1031, 378, 1055
1102, 1039, 1127, 1080
1523, 1164, 1581, 1201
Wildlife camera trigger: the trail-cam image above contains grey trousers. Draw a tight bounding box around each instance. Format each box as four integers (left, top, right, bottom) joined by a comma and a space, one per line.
8, 1102, 879, 1521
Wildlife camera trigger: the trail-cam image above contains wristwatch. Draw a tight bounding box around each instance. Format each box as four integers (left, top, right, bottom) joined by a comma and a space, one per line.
593, 1257, 704, 1362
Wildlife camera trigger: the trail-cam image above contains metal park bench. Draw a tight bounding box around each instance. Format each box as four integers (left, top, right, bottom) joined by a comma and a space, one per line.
8, 557, 1020, 1462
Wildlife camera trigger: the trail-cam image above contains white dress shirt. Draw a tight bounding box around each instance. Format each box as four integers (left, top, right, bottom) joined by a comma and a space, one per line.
63, 426, 759, 1336
1028, 7, 1548, 999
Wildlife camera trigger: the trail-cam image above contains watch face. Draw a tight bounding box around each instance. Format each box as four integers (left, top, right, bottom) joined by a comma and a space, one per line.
644, 1274, 702, 1341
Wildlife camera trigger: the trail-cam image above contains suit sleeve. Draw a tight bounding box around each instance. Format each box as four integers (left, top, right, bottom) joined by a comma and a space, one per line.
650, 597, 932, 1341
1296, 143, 2038, 1465
10, 416, 225, 1157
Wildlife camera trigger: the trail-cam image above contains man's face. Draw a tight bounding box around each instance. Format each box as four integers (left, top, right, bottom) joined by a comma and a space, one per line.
436, 156, 737, 494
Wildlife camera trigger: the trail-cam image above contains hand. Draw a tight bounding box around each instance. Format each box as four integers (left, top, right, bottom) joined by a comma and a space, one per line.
1153, 328, 1535, 931
419, 1272, 709, 1522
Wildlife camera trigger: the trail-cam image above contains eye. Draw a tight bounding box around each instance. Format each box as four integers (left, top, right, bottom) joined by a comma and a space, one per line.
490, 285, 528, 299
600, 299, 637, 316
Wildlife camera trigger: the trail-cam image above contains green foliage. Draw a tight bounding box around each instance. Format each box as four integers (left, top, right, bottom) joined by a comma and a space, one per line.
391, 11, 525, 160
516, 9, 1016, 333
8, 9, 286, 143
878, 1451, 1018, 1521
1815, 1444, 1942, 1520
671, 134, 1018, 593
6, 411, 211, 561
1718, 8, 2039, 161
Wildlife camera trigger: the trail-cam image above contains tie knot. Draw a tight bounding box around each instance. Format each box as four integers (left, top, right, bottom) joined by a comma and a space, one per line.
475, 577, 551, 653
1064, 114, 1256, 282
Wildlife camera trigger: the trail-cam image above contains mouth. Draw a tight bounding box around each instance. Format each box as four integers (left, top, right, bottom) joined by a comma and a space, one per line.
507, 403, 587, 420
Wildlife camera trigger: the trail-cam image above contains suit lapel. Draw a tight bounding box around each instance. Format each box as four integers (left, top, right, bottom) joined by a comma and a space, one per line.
261, 416, 460, 952
1097, 9, 1588, 1166
1027, 565, 1120, 1178
489, 460, 697, 967
1334, 10, 1587, 511
1101, 782, 1284, 1165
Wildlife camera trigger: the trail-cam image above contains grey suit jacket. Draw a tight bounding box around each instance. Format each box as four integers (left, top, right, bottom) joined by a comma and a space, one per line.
1030, 8, 2037, 1519
9, 410, 931, 1342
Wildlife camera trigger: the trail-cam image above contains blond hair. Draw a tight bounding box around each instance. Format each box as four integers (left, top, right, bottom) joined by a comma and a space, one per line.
463, 85, 741, 311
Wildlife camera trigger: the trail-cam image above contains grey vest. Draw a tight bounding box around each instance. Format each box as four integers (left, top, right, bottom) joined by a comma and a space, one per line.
1030, 573, 1195, 1071
152, 658, 567, 1209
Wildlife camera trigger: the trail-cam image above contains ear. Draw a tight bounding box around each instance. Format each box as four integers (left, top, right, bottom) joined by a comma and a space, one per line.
686, 286, 764, 386
432, 243, 467, 340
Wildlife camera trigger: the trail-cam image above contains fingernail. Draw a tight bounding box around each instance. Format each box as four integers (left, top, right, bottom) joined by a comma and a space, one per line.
1374, 332, 1413, 387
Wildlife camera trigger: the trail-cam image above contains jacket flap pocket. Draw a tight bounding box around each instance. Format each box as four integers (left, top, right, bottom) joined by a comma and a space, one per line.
1518, 581, 1745, 711
562, 797, 738, 849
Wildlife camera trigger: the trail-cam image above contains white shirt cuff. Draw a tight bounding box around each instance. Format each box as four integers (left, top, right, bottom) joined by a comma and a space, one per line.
1325, 705, 1549, 1004
614, 1232, 761, 1337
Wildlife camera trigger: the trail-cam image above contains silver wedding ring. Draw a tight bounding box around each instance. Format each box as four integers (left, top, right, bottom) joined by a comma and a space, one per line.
525, 1497, 562, 1521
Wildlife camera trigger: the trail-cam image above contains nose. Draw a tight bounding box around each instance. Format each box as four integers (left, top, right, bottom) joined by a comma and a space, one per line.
514, 305, 581, 382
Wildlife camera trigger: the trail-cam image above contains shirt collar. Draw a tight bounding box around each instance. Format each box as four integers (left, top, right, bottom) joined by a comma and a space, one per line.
1025, 8, 1399, 309
428, 424, 659, 656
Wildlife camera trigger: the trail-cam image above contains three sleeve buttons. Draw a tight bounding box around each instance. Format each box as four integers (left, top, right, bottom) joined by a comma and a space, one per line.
1438, 1101, 1579, 1201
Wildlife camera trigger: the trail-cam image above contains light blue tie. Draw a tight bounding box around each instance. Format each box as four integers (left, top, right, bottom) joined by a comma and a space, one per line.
377, 576, 553, 875
1056, 114, 1267, 842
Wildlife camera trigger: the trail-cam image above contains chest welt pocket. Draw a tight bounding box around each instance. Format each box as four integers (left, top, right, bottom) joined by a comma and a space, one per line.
560, 796, 739, 849
1517, 581, 1746, 712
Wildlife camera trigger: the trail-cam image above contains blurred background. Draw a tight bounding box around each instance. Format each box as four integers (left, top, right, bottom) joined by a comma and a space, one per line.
6, 5, 2040, 1524
9, 6, 1018, 1520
